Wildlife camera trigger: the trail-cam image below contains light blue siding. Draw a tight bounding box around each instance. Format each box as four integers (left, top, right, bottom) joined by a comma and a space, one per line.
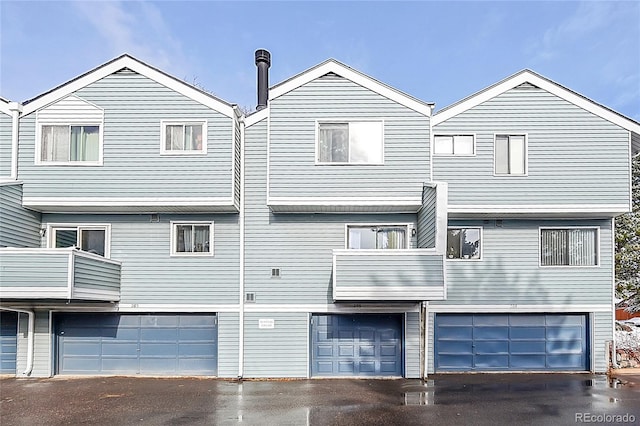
243, 313, 308, 378
43, 213, 239, 305
405, 312, 421, 378
434, 85, 630, 207
268, 74, 430, 200
0, 183, 41, 248
18, 71, 237, 202
16, 310, 51, 377
593, 311, 613, 373
217, 312, 239, 378
433, 219, 612, 306
0, 113, 11, 178
417, 185, 437, 248
73, 255, 121, 293
0, 252, 69, 288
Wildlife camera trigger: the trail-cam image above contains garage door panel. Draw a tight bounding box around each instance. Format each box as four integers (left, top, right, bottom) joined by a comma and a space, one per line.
311, 314, 402, 377
435, 314, 588, 372
56, 314, 217, 375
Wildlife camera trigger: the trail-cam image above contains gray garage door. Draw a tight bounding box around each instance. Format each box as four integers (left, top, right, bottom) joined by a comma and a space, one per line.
56, 314, 217, 375
435, 314, 588, 372
0, 312, 18, 374
311, 314, 403, 377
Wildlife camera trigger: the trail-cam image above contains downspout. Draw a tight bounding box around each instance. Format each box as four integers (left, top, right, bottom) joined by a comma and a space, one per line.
9, 102, 22, 180
611, 217, 619, 369
238, 110, 245, 379
1, 307, 35, 376
428, 104, 435, 183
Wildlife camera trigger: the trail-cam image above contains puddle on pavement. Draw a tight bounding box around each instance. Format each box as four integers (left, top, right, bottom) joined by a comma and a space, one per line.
403, 392, 435, 406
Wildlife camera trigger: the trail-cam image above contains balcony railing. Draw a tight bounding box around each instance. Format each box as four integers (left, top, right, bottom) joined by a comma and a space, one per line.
0, 248, 121, 301
332, 249, 445, 301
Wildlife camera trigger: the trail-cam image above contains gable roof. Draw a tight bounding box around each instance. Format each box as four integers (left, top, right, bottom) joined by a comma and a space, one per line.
432, 70, 640, 147
21, 54, 235, 118
269, 59, 434, 116
0, 98, 10, 115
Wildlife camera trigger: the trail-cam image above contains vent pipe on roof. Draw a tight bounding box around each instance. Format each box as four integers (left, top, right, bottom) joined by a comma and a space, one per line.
255, 49, 271, 110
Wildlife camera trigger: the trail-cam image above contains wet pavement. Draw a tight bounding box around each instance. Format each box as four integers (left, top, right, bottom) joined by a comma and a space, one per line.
1, 374, 639, 425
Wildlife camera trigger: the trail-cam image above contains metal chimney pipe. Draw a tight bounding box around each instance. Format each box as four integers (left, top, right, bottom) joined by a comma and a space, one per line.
255, 49, 271, 111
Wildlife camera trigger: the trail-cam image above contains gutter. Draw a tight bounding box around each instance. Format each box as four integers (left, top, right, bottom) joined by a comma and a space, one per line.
0, 307, 35, 376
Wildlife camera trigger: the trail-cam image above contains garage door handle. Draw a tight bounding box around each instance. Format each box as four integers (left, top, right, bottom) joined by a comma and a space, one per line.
60, 331, 65, 335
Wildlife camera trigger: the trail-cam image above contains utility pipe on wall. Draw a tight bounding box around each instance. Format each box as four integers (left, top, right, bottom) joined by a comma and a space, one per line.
0, 307, 35, 376
8, 102, 22, 180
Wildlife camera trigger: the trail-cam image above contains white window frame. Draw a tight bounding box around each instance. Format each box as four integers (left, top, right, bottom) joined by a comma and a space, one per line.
446, 226, 483, 261
315, 120, 385, 165
46, 223, 112, 258
493, 133, 528, 176
433, 134, 476, 156
538, 226, 600, 268
160, 120, 208, 155
170, 221, 214, 257
344, 223, 411, 250
35, 122, 104, 166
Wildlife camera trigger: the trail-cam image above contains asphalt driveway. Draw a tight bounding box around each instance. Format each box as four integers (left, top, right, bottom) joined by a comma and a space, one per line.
1, 374, 639, 425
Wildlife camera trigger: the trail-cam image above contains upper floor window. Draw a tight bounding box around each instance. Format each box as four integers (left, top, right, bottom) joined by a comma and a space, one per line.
347, 225, 407, 249
49, 224, 110, 257
447, 227, 481, 260
171, 221, 214, 256
317, 121, 383, 164
39, 124, 101, 164
540, 228, 598, 266
161, 121, 206, 154
434, 135, 475, 156
495, 134, 526, 175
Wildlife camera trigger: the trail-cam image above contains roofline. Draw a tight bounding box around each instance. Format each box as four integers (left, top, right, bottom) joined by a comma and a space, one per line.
269, 59, 435, 116
432, 69, 640, 136
21, 54, 236, 118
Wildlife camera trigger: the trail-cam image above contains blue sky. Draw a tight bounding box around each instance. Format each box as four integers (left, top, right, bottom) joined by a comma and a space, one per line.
1, 1, 638, 119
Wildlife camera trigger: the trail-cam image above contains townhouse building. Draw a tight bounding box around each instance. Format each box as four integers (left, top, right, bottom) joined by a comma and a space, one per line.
1, 51, 638, 378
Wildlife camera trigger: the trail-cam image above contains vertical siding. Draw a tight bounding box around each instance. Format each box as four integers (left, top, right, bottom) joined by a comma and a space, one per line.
269, 74, 430, 199
593, 311, 613, 373
405, 312, 421, 378
433, 85, 630, 206
42, 213, 239, 305
19, 71, 235, 199
217, 312, 239, 378
417, 185, 437, 248
16, 310, 51, 377
0, 113, 11, 177
243, 312, 308, 378
432, 219, 612, 306
0, 183, 41, 247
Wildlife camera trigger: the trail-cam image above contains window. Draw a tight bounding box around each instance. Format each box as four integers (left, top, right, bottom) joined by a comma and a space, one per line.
161, 121, 206, 154
49, 225, 110, 257
317, 121, 383, 164
347, 225, 407, 249
171, 222, 213, 256
447, 228, 481, 260
40, 125, 101, 163
495, 134, 526, 175
434, 135, 474, 155
540, 228, 598, 266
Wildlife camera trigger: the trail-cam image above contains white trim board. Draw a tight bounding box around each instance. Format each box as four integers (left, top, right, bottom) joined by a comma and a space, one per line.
269, 59, 434, 116
426, 304, 611, 313
21, 55, 235, 118
433, 69, 640, 135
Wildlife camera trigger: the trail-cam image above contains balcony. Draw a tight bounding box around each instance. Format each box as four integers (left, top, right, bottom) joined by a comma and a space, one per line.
332, 249, 445, 301
0, 248, 121, 301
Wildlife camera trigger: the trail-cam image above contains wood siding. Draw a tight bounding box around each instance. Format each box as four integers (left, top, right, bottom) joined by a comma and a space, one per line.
42, 213, 239, 305
268, 74, 430, 200
18, 71, 236, 201
434, 85, 630, 207
0, 183, 41, 247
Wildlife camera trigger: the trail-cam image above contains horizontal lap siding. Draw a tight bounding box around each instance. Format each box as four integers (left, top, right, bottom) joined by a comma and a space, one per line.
0, 114, 11, 177
269, 75, 429, 199
243, 313, 308, 378
18, 71, 235, 199
0, 184, 41, 247
1, 253, 69, 287
217, 312, 239, 378
73, 256, 121, 292
336, 254, 444, 288
593, 311, 613, 373
42, 213, 239, 305
432, 219, 612, 306
434, 86, 630, 206
247, 119, 419, 304
417, 186, 437, 248
405, 311, 421, 378
16, 310, 51, 377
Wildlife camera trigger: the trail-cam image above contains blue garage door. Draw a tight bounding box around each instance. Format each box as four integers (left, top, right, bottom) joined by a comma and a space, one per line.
435, 314, 588, 372
0, 312, 18, 374
56, 314, 217, 375
311, 314, 403, 377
